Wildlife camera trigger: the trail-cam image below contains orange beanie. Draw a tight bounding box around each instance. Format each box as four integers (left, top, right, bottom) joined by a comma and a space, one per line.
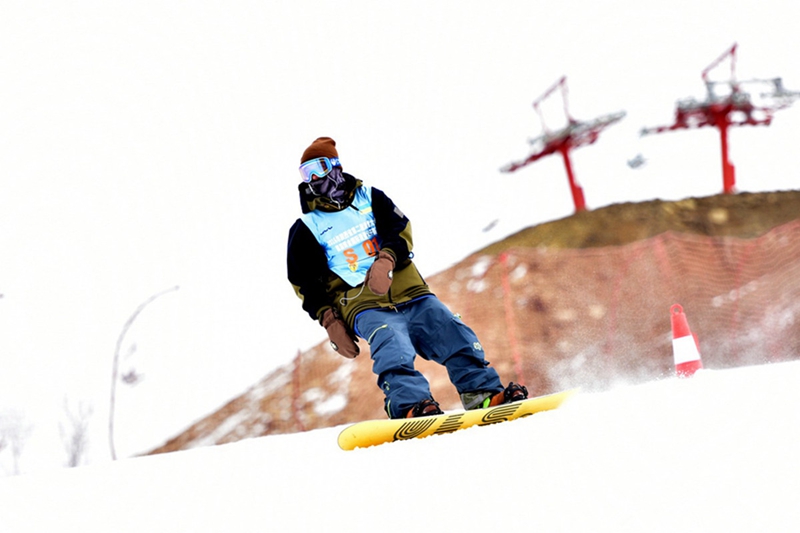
301, 137, 339, 164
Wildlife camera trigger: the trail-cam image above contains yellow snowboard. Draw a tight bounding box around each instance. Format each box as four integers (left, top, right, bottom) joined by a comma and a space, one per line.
338, 388, 578, 450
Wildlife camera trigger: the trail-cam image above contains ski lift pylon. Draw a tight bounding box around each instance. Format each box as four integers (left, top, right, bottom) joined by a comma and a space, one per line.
641, 43, 800, 194
501, 76, 625, 213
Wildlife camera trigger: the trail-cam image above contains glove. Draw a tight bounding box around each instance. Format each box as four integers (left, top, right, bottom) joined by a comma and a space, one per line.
321, 309, 359, 359
364, 250, 395, 296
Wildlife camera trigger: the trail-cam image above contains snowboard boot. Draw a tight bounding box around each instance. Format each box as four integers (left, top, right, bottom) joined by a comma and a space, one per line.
461, 382, 529, 410
405, 398, 444, 418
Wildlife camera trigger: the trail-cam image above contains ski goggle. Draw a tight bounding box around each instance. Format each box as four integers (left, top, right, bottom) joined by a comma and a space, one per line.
299, 157, 341, 182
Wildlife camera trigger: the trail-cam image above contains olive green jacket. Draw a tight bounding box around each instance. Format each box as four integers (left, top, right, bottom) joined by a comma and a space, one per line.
286, 173, 432, 333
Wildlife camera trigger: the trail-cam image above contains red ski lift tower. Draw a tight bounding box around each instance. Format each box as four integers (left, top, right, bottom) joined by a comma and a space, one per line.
641, 43, 800, 194
501, 76, 625, 212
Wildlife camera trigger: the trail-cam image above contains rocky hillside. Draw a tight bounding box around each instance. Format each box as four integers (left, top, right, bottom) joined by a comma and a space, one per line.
148, 190, 800, 455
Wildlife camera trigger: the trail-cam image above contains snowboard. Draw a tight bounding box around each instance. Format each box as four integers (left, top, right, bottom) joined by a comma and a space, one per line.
338, 388, 578, 450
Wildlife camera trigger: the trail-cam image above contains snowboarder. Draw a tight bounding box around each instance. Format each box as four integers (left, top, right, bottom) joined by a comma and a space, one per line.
287, 137, 527, 418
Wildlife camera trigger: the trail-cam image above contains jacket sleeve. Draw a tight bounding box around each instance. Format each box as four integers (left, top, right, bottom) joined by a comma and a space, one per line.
287, 219, 332, 323
371, 187, 413, 267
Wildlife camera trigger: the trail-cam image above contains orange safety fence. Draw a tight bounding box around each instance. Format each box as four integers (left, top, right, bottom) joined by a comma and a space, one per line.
445, 219, 800, 394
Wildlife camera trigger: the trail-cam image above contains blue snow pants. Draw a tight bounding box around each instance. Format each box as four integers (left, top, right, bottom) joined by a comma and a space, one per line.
354, 295, 504, 419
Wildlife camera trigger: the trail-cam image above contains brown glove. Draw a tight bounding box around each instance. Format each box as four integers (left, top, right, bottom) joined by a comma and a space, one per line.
321, 309, 359, 358
364, 250, 395, 296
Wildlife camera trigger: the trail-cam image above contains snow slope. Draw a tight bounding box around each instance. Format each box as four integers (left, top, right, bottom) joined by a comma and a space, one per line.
2, 361, 799, 532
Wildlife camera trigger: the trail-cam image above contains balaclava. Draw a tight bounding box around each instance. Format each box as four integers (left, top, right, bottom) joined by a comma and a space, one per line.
300, 137, 348, 206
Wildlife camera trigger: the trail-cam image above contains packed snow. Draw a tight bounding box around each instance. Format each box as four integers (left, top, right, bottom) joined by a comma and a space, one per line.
2, 360, 798, 532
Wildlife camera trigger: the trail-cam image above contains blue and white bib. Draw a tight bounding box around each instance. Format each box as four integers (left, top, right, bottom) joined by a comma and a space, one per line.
301, 185, 383, 286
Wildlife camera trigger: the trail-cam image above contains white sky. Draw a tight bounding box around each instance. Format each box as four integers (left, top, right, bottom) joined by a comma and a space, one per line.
1, 0, 799, 471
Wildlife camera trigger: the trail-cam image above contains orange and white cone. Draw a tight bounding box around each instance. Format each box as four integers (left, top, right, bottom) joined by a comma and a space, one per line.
670, 303, 703, 377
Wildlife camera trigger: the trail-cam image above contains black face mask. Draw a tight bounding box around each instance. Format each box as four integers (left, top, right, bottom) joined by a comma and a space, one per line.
309, 167, 348, 206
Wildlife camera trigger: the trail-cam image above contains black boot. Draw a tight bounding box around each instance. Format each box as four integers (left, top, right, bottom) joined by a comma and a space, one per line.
405, 398, 444, 418
463, 382, 529, 410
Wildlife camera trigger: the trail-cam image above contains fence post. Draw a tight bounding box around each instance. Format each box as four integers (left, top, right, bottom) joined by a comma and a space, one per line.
499, 252, 525, 384
291, 350, 306, 432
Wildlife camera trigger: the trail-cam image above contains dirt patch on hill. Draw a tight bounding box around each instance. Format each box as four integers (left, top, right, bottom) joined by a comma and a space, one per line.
480, 190, 800, 251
